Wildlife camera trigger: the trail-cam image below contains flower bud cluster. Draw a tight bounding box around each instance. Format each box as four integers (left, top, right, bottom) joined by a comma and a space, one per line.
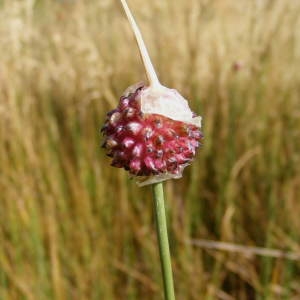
102, 84, 203, 179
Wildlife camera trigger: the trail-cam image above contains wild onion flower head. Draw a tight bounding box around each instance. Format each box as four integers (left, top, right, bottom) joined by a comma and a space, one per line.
102, 0, 203, 186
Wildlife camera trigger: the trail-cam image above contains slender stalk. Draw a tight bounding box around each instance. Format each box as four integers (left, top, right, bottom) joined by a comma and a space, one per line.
152, 182, 176, 300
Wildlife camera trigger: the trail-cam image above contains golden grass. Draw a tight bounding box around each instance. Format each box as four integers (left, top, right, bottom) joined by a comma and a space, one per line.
1, 0, 300, 299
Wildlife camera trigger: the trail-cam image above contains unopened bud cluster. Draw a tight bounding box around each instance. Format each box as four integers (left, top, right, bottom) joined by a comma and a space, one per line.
101, 85, 202, 177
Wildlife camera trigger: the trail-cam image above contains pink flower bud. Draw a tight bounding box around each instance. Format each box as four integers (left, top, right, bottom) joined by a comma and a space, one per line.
102, 84, 203, 185
101, 0, 203, 186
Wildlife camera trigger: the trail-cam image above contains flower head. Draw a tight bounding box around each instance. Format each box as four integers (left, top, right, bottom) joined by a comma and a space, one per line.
102, 83, 202, 185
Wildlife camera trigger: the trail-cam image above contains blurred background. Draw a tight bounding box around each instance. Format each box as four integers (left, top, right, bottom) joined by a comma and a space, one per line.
1, 0, 300, 299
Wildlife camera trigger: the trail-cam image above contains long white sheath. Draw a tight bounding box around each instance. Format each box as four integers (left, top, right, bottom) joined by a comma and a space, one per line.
119, 0, 161, 88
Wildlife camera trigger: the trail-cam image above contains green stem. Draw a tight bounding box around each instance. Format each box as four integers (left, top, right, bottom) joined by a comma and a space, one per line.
152, 182, 176, 300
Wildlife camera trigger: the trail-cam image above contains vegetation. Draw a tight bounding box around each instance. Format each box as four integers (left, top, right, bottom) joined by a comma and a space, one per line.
0, 0, 300, 299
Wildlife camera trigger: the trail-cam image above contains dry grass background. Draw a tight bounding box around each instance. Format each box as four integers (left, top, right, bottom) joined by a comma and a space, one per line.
1, 0, 300, 299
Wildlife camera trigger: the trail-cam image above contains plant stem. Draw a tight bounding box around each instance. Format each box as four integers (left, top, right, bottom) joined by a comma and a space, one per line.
152, 182, 176, 300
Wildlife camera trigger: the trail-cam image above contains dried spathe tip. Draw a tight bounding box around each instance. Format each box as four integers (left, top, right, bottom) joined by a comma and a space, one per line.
118, 0, 201, 129
119, 0, 160, 87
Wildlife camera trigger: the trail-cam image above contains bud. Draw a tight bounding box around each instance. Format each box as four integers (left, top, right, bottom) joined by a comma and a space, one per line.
101, 0, 203, 186
102, 84, 203, 186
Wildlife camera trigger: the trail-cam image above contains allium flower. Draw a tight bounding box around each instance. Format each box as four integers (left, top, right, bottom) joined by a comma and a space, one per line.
102, 83, 202, 185
101, 0, 203, 186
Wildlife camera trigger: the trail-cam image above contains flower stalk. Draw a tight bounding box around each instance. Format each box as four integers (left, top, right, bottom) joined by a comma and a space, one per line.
152, 182, 176, 300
